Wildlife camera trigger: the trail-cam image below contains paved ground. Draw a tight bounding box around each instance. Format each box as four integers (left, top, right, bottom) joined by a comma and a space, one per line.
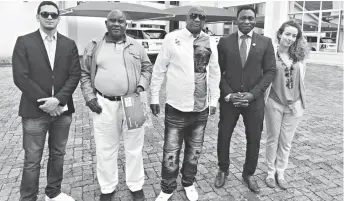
0, 63, 343, 201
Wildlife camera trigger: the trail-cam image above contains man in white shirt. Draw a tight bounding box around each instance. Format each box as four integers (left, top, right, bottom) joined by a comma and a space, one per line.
150, 6, 220, 201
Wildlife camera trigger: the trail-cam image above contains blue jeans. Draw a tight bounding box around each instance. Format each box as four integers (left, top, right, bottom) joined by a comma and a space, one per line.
20, 114, 72, 201
161, 104, 208, 194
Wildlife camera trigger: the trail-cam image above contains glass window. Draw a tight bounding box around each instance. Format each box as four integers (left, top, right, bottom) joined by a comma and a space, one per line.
303, 12, 320, 32
142, 30, 167, 39
304, 1, 321, 11
338, 12, 343, 52
255, 3, 266, 15
289, 1, 304, 13
320, 11, 340, 52
288, 13, 303, 26
289, 1, 343, 52
322, 1, 343, 10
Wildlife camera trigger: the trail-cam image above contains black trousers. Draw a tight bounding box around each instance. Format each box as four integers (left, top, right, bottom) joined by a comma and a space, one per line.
217, 100, 264, 176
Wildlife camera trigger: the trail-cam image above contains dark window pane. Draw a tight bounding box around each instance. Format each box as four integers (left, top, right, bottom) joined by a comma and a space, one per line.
290, 1, 304, 12
304, 1, 321, 11
303, 12, 319, 32
322, 1, 343, 10
142, 30, 167, 39
288, 14, 303, 27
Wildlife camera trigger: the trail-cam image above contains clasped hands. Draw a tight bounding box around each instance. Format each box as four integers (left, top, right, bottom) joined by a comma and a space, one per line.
225, 92, 254, 107
37, 97, 63, 116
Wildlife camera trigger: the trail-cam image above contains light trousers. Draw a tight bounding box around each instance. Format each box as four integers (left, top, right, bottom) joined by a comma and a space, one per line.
265, 97, 304, 179
92, 94, 145, 193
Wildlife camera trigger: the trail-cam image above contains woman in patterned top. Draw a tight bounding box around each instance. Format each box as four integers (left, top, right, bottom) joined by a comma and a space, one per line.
264, 20, 310, 190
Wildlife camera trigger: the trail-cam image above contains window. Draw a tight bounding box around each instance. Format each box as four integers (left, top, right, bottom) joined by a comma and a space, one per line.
142, 30, 167, 39
170, 1, 179, 6
289, 1, 344, 52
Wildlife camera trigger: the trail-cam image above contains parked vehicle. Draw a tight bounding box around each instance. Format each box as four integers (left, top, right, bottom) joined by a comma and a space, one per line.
305, 36, 336, 52
126, 28, 167, 62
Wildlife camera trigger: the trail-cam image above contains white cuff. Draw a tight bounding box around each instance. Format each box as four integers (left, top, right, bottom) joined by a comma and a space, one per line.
150, 95, 160, 105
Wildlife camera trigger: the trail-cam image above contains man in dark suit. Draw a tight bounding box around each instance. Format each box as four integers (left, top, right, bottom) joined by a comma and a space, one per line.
214, 6, 276, 193
12, 1, 80, 201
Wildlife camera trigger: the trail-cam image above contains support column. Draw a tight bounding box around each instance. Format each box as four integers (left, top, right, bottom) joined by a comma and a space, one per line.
264, 1, 288, 43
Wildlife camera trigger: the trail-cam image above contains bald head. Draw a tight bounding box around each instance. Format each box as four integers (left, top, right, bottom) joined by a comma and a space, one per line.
105, 9, 127, 41
187, 6, 206, 16
186, 6, 206, 36
107, 9, 127, 21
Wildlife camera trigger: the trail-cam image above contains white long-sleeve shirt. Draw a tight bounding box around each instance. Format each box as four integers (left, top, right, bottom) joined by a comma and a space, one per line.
150, 28, 221, 112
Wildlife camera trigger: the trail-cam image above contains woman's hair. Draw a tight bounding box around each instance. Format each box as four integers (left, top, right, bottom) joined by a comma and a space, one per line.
276, 20, 310, 62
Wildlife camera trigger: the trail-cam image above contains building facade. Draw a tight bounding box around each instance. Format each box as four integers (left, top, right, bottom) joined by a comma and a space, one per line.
0, 1, 343, 65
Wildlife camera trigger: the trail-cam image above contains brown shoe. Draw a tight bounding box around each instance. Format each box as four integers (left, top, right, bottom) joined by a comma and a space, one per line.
265, 178, 276, 188
242, 174, 260, 193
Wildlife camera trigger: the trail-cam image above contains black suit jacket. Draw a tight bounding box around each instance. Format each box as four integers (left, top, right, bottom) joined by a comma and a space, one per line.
217, 32, 276, 109
12, 30, 81, 118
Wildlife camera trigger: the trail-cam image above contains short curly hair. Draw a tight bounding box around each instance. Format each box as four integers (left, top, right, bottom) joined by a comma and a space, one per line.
276, 20, 310, 63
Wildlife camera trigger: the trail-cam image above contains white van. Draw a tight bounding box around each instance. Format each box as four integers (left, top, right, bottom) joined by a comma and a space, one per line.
126, 28, 167, 62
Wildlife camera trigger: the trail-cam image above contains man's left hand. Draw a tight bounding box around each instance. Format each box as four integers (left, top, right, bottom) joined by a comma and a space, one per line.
210, 106, 216, 115
38, 97, 60, 112
239, 92, 254, 102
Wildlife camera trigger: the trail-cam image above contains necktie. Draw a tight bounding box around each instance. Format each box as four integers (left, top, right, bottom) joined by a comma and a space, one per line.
240, 34, 249, 68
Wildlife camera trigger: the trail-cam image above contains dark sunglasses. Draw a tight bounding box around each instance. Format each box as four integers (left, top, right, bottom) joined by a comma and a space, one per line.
40, 12, 59, 19
189, 13, 206, 21
108, 19, 126, 24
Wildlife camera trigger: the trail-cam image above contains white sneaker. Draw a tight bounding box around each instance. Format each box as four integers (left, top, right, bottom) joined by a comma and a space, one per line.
184, 184, 198, 201
155, 191, 173, 201
45, 192, 75, 201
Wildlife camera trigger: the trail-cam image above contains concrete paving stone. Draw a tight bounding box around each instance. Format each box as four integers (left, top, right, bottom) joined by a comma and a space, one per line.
0, 64, 343, 200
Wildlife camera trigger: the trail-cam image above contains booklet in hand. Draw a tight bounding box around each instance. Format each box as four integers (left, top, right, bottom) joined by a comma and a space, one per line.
121, 91, 153, 130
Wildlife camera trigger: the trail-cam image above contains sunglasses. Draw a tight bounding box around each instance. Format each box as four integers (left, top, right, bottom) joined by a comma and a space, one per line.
108, 19, 126, 24
40, 12, 59, 19
189, 13, 206, 21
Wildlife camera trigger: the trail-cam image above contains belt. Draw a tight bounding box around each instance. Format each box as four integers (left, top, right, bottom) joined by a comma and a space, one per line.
96, 89, 121, 101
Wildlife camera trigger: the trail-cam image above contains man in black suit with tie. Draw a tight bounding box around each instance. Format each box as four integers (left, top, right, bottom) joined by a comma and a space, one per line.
214, 6, 276, 193
12, 1, 80, 201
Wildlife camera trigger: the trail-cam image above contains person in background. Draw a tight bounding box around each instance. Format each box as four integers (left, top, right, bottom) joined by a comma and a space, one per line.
12, 1, 81, 201
150, 6, 221, 201
80, 9, 152, 201
264, 20, 309, 190
215, 5, 276, 193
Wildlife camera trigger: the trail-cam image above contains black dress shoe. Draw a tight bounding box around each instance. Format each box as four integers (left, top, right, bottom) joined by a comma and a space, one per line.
130, 189, 145, 201
100, 191, 115, 201
242, 174, 260, 193
214, 170, 228, 188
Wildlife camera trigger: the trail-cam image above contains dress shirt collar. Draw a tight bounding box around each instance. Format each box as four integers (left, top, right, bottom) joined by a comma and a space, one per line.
104, 32, 126, 43
238, 30, 253, 39
182, 28, 204, 39
39, 28, 57, 41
